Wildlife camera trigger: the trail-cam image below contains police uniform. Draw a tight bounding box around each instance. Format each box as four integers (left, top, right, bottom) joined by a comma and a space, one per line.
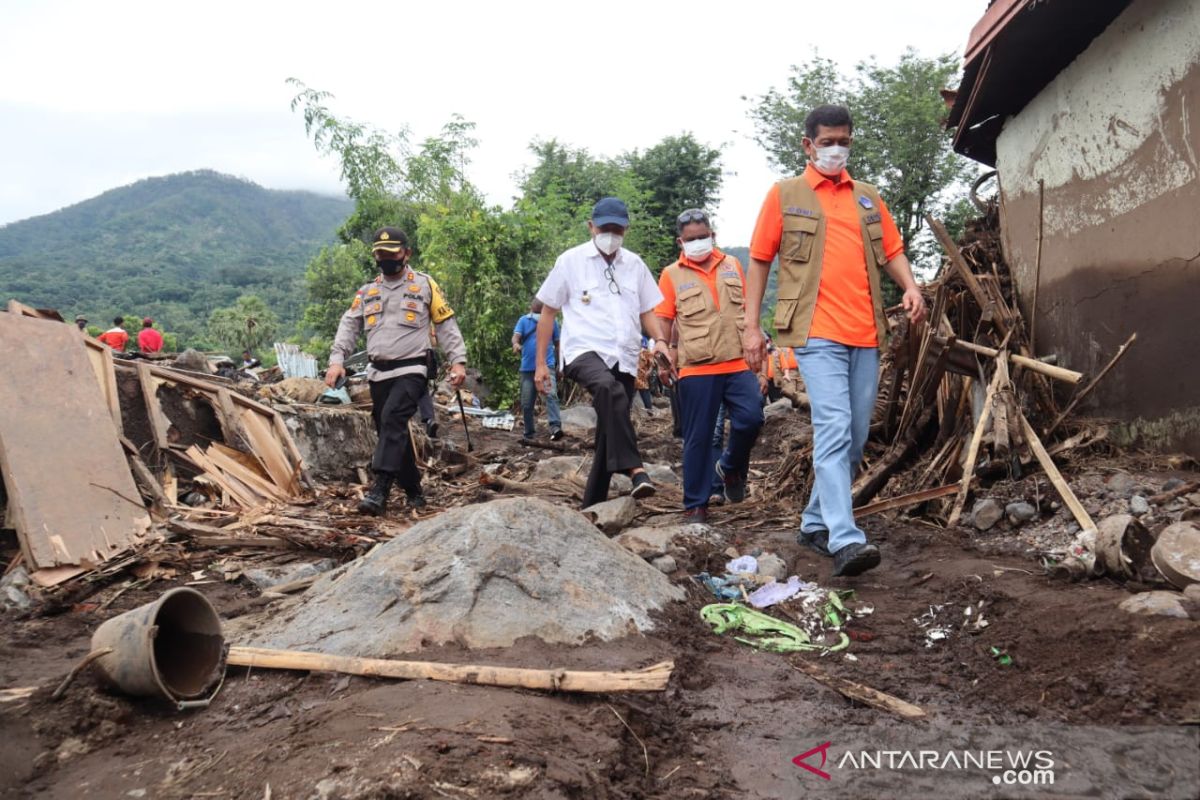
330, 229, 467, 509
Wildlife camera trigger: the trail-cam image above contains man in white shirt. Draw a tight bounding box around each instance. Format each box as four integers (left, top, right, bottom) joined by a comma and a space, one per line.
534, 197, 671, 507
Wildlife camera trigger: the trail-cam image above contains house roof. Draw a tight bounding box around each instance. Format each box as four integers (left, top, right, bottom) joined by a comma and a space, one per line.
948, 0, 1133, 166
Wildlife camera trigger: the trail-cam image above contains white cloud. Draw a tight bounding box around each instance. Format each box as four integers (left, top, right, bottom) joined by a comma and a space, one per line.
0, 0, 987, 243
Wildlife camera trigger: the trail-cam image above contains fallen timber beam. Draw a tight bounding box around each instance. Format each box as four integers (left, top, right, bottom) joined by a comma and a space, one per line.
854, 483, 961, 519
226, 646, 674, 693
942, 338, 1082, 385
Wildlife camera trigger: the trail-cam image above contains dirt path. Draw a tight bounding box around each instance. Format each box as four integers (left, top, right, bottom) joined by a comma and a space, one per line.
2, 408, 1198, 798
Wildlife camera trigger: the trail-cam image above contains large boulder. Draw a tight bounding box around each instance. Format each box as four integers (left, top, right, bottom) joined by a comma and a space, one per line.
280, 405, 377, 482
239, 498, 683, 656
559, 405, 598, 432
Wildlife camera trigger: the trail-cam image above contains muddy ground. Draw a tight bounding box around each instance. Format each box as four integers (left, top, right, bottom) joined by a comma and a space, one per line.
2, 403, 1198, 799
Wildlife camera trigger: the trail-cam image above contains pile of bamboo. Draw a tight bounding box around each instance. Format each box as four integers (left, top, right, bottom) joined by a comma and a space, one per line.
847, 211, 1137, 532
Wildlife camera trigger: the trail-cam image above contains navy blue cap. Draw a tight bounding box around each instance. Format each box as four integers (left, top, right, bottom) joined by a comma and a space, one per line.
591, 197, 629, 228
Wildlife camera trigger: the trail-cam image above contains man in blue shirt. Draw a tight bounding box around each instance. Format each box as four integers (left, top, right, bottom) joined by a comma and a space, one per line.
513, 299, 563, 440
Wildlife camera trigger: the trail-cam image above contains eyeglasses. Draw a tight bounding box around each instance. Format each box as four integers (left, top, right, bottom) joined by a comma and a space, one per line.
676, 208, 709, 229
603, 265, 621, 295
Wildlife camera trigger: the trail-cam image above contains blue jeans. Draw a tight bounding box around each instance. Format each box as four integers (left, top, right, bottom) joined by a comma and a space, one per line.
677, 370, 764, 510
519, 370, 562, 437
797, 338, 880, 553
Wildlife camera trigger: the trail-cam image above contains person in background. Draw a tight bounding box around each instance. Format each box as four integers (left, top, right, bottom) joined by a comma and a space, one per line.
75, 315, 88, 332
241, 350, 261, 369
137, 318, 164, 354
326, 226, 468, 515
512, 299, 563, 441
656, 208, 764, 523
635, 336, 655, 415
741, 103, 927, 577
97, 317, 129, 351
534, 197, 669, 507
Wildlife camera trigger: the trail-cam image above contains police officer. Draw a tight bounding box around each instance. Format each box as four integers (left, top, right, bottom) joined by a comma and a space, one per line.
325, 227, 468, 515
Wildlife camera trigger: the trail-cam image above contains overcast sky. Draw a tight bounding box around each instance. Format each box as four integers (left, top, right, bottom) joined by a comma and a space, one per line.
0, 0, 985, 245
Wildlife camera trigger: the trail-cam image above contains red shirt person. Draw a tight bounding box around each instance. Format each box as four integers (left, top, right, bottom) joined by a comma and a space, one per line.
96, 317, 129, 351
137, 318, 164, 353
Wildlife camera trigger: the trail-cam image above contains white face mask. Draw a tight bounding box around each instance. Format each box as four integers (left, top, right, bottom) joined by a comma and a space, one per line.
812, 144, 850, 176
594, 232, 624, 256
682, 236, 714, 262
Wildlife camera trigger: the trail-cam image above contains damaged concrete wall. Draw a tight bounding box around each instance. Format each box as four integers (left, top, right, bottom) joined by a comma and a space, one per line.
994, 0, 1200, 453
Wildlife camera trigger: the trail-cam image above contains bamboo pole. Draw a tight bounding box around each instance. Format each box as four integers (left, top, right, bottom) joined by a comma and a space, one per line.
1018, 412, 1097, 535
226, 646, 673, 693
1031, 178, 1045, 355
947, 338, 1082, 384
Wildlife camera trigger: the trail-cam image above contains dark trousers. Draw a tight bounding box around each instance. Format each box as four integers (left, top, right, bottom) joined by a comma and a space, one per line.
677, 370, 764, 510
369, 373, 426, 493
564, 352, 641, 507
417, 391, 435, 425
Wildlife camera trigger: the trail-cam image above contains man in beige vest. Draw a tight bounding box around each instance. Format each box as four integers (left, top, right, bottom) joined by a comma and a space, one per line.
656, 209, 763, 522
742, 104, 927, 577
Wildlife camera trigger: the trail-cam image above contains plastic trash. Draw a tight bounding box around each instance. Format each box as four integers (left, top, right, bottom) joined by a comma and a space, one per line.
726, 555, 758, 575
700, 603, 849, 654
748, 576, 810, 608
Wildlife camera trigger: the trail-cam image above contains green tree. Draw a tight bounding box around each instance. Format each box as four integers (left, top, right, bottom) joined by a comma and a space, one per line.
300, 241, 374, 341
747, 49, 976, 269
208, 295, 279, 355
623, 134, 723, 269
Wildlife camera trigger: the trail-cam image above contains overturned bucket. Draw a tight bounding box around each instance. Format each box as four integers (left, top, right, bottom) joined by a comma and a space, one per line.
91, 587, 224, 708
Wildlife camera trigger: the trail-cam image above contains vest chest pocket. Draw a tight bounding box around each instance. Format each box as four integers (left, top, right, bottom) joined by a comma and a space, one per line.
677, 285, 708, 317
721, 277, 744, 305
364, 301, 384, 328
398, 299, 426, 328
774, 290, 801, 332
680, 329, 714, 365
865, 220, 887, 266
782, 215, 819, 263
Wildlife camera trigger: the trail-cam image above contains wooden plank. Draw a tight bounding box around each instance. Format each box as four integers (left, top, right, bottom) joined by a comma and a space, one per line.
991, 354, 1011, 457
214, 388, 248, 450
120, 436, 169, 512
185, 445, 265, 509
239, 408, 299, 495
204, 444, 290, 502
83, 338, 122, 433
227, 646, 674, 693
854, 483, 961, 518
0, 313, 151, 569
1019, 412, 1097, 535
136, 360, 172, 450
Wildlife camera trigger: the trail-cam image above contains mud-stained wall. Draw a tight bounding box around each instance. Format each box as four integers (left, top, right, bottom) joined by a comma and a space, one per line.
994, 0, 1200, 454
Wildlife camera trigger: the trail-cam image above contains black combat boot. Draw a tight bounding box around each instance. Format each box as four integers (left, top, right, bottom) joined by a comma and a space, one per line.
358, 472, 394, 516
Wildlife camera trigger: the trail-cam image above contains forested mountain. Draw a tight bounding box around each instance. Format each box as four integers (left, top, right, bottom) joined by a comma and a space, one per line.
0, 170, 351, 344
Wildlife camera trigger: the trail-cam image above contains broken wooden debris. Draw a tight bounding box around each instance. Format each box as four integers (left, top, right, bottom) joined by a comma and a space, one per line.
0, 311, 155, 576
226, 646, 675, 693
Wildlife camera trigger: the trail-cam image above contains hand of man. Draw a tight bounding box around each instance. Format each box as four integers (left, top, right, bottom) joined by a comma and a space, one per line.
448, 363, 467, 389
902, 286, 928, 326
656, 348, 676, 387
742, 327, 766, 373
534, 363, 551, 395
324, 364, 345, 388
512, 341, 522, 354
757, 373, 769, 396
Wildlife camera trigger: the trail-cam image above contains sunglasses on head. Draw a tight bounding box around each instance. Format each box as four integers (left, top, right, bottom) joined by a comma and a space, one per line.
676, 209, 709, 227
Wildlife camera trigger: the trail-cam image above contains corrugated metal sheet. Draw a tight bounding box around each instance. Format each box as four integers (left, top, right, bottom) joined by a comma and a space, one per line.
274, 343, 318, 379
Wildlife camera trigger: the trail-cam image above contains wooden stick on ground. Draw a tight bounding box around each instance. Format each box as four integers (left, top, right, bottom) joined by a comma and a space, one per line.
226, 646, 674, 693
1045, 332, 1137, 437
792, 659, 927, 721
854, 483, 961, 519
1018, 412, 1097, 535
948, 339, 1083, 385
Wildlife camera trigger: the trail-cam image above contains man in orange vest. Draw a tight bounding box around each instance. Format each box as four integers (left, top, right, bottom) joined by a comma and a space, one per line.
97, 316, 129, 351
656, 209, 763, 522
742, 104, 927, 577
